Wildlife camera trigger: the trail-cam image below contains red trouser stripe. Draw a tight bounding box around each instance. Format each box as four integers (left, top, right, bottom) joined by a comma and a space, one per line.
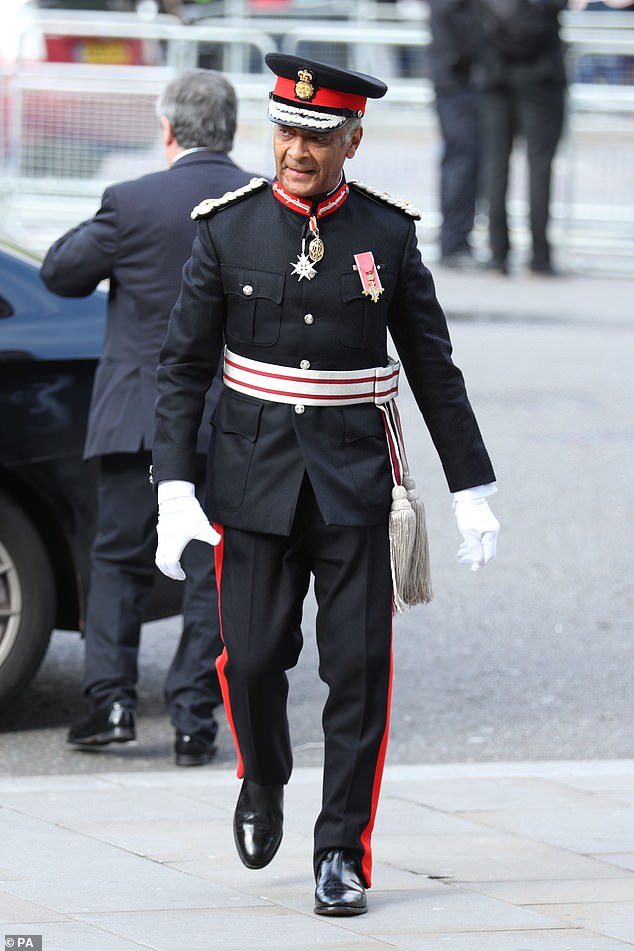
359, 623, 394, 888
213, 523, 244, 779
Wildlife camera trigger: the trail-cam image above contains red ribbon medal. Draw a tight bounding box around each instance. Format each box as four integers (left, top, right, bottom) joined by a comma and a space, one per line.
353, 251, 383, 303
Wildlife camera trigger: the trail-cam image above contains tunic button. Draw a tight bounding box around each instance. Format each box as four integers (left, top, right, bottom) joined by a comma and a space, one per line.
300, 359, 311, 370
295, 404, 305, 414
242, 284, 253, 296
304, 313, 314, 325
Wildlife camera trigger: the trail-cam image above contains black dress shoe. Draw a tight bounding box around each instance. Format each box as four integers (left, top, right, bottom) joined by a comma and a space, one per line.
485, 258, 509, 276
314, 849, 367, 916
174, 731, 217, 767
67, 702, 135, 747
439, 250, 480, 271
530, 261, 559, 277
233, 779, 284, 869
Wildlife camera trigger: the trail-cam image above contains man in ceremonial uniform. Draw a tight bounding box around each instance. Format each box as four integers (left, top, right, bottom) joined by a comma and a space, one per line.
152, 54, 500, 915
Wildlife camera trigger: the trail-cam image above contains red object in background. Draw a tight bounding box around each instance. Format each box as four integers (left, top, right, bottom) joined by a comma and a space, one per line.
45, 34, 145, 64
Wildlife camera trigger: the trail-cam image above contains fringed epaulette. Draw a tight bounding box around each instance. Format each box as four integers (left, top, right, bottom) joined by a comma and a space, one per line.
348, 180, 421, 221
191, 177, 268, 220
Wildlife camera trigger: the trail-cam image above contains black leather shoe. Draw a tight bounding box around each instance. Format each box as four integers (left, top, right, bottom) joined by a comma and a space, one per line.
233, 779, 284, 869
174, 731, 217, 767
314, 849, 367, 916
67, 702, 135, 747
439, 250, 480, 271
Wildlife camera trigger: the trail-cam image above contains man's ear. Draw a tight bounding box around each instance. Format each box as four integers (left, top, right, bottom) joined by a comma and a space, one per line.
161, 115, 175, 147
346, 125, 363, 160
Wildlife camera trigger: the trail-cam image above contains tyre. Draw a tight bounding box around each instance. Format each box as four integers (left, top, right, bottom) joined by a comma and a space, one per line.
0, 490, 56, 711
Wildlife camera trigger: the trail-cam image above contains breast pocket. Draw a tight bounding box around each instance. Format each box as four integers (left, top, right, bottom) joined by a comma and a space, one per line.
339, 268, 395, 348
222, 266, 285, 347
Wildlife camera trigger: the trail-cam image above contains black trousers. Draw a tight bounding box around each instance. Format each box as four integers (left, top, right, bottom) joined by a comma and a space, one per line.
435, 85, 482, 257
83, 451, 222, 741
215, 478, 394, 887
482, 83, 565, 269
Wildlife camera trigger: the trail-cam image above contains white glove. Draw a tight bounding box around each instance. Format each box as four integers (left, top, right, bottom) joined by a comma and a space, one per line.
155, 480, 221, 581
452, 484, 500, 572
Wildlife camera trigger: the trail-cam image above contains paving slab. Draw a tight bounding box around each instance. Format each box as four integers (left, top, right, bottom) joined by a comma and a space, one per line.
2, 761, 634, 951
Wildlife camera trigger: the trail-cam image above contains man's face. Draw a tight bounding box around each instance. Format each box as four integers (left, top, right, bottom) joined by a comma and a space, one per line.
273, 123, 363, 197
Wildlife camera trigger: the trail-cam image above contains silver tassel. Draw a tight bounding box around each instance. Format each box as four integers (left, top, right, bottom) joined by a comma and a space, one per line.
402, 474, 433, 606
389, 484, 417, 614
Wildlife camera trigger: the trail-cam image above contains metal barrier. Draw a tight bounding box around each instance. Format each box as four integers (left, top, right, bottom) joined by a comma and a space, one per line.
1, 7, 633, 273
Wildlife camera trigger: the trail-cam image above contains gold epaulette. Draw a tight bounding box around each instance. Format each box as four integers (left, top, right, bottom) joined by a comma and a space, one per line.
348, 180, 421, 220
191, 177, 268, 220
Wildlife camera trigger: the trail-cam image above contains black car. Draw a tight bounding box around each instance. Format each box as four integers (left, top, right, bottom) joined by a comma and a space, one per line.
0, 240, 181, 712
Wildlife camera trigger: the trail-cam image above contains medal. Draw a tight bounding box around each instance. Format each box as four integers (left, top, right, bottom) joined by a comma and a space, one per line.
353, 251, 384, 303
307, 215, 324, 263
291, 239, 317, 281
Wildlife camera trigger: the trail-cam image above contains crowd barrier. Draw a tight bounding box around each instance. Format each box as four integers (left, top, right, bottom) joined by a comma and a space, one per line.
1, 6, 632, 273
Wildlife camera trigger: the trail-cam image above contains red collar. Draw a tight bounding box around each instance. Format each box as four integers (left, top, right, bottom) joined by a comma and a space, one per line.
271, 179, 349, 218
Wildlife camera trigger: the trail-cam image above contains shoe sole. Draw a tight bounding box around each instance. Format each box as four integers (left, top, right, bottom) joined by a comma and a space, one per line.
314, 903, 367, 916
68, 729, 135, 748
175, 749, 216, 767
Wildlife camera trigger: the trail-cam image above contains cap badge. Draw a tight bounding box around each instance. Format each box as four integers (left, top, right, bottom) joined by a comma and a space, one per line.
295, 68, 316, 101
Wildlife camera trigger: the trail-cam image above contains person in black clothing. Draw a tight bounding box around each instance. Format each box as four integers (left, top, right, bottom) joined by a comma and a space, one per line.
474, 0, 567, 275
152, 54, 499, 914
40, 69, 254, 766
429, 0, 482, 268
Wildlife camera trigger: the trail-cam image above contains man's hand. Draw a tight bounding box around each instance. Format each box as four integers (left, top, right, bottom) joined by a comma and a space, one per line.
156, 480, 221, 580
452, 485, 500, 572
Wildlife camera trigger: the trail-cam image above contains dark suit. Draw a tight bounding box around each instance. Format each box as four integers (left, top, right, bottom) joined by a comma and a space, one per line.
153, 179, 495, 880
40, 150, 253, 739
429, 0, 482, 258
474, 0, 567, 270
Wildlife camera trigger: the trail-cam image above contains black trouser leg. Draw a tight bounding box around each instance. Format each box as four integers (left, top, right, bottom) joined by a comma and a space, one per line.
83, 452, 156, 709
310, 506, 393, 889
518, 85, 565, 270
482, 90, 516, 264
215, 518, 308, 785
436, 86, 481, 257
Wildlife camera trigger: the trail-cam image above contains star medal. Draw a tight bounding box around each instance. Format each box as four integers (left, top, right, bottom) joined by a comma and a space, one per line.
291, 238, 317, 281
353, 251, 384, 303
307, 215, 324, 263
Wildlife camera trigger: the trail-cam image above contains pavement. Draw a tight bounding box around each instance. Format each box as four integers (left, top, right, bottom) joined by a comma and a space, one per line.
2, 263, 633, 951
1, 760, 634, 950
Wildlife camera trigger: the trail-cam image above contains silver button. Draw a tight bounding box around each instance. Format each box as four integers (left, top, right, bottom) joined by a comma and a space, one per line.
294, 404, 305, 414
304, 313, 314, 325
242, 284, 253, 296
300, 359, 311, 370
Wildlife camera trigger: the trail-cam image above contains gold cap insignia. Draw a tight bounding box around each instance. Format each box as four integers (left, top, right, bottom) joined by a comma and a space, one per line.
294, 68, 315, 102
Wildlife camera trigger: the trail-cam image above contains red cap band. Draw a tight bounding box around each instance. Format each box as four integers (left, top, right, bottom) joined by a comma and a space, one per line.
272, 76, 366, 115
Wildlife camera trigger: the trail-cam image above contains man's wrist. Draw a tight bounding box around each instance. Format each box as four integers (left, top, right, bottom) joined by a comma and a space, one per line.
452, 482, 497, 503
157, 480, 196, 504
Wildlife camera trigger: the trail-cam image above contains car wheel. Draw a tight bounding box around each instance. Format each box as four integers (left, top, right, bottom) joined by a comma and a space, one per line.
0, 490, 56, 711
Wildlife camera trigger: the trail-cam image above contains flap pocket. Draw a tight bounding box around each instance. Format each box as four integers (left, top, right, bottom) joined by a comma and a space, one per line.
344, 407, 386, 444
215, 392, 262, 442
222, 266, 285, 304
341, 270, 365, 303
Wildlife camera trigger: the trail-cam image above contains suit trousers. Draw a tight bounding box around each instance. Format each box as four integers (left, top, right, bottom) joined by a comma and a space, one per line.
435, 85, 482, 257
482, 83, 564, 269
215, 476, 394, 887
83, 451, 222, 741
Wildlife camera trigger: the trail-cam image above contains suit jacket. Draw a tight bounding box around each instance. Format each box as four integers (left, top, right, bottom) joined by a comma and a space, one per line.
473, 0, 567, 91
40, 151, 254, 458
153, 180, 495, 535
429, 0, 481, 92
